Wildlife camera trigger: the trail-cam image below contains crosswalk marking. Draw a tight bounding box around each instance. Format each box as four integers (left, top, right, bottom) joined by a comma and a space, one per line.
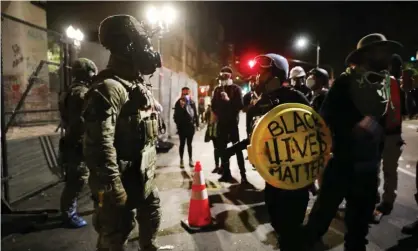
398, 167, 416, 178
206, 180, 222, 190
406, 124, 418, 130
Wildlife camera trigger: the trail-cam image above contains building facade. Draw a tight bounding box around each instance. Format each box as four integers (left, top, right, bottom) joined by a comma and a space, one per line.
46, 2, 225, 94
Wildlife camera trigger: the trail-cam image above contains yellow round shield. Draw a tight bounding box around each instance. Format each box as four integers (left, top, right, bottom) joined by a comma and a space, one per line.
247, 103, 332, 190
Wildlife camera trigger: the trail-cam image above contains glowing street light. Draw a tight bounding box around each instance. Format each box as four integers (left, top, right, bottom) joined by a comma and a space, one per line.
66, 25, 84, 46
146, 5, 176, 35
294, 36, 321, 67
146, 5, 177, 109
296, 37, 308, 49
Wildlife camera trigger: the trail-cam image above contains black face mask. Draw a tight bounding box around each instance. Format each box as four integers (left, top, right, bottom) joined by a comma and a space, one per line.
368, 59, 389, 72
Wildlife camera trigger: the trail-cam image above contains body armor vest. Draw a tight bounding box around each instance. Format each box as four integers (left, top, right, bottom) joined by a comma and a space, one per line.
86, 72, 160, 199
112, 75, 159, 161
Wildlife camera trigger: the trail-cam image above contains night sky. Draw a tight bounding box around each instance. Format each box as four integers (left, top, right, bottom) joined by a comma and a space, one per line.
213, 1, 418, 75
47, 1, 418, 76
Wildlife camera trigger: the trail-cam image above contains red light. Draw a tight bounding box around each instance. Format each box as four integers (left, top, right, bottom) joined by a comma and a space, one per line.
248, 60, 256, 68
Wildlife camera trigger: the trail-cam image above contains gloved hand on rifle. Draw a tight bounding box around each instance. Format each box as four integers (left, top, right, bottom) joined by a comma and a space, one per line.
222, 138, 251, 160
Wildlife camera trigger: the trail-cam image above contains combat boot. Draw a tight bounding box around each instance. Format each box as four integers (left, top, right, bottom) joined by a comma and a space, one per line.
401, 219, 418, 235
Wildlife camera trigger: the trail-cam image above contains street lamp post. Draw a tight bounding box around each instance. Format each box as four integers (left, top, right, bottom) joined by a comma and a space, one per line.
295, 37, 321, 67
146, 5, 176, 138
65, 25, 84, 80
63, 25, 84, 137
316, 41, 320, 67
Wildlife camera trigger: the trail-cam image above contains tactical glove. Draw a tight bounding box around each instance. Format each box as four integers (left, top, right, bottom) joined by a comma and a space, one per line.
102, 176, 128, 207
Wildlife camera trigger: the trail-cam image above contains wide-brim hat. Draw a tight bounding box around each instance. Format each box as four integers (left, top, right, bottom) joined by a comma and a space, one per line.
345, 33, 403, 65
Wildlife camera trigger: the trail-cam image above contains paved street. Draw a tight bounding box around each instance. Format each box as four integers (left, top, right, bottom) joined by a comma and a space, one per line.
2, 114, 418, 251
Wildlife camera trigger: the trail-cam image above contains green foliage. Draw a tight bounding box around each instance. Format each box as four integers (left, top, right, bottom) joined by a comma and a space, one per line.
404, 62, 418, 75
47, 43, 61, 73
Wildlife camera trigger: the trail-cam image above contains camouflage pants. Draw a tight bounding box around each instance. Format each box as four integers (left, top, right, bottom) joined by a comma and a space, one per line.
89, 169, 161, 251
60, 153, 89, 217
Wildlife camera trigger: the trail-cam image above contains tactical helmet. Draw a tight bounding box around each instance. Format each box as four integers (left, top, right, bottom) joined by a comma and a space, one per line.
289, 66, 306, 79
252, 53, 289, 85
98, 15, 162, 75
308, 68, 329, 82
264, 53, 289, 78
71, 58, 98, 79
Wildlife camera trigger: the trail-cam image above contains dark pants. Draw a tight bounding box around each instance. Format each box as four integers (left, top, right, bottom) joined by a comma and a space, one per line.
406, 90, 417, 118
265, 184, 309, 251
305, 156, 379, 251
216, 123, 245, 177
212, 139, 221, 167
179, 128, 195, 160
415, 160, 418, 205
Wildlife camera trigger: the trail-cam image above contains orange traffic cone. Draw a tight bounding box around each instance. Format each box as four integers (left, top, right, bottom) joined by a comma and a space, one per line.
181, 161, 214, 232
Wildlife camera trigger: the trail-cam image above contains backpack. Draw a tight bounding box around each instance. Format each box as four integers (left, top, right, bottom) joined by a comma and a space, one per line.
344, 68, 391, 119
58, 82, 88, 129
385, 77, 402, 131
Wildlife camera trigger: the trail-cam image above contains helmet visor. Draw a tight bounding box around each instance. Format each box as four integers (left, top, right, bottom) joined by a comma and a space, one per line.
254, 55, 273, 68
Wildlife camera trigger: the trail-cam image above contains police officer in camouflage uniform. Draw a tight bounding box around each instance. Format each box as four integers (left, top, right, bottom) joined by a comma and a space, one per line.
59, 58, 98, 228
82, 15, 163, 251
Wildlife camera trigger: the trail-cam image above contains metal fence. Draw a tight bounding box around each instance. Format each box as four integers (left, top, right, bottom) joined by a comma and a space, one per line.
1, 13, 68, 206
2, 14, 64, 129
1, 14, 198, 206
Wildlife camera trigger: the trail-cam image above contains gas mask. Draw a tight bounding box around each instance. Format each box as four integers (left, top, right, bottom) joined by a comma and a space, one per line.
290, 77, 304, 87
130, 39, 162, 76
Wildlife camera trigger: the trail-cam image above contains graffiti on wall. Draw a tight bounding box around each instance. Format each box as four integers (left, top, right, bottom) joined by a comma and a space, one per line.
3, 75, 23, 107
12, 44, 28, 68
27, 28, 46, 41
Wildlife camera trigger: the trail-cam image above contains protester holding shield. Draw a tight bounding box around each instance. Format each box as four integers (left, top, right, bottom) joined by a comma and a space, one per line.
228, 53, 330, 251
